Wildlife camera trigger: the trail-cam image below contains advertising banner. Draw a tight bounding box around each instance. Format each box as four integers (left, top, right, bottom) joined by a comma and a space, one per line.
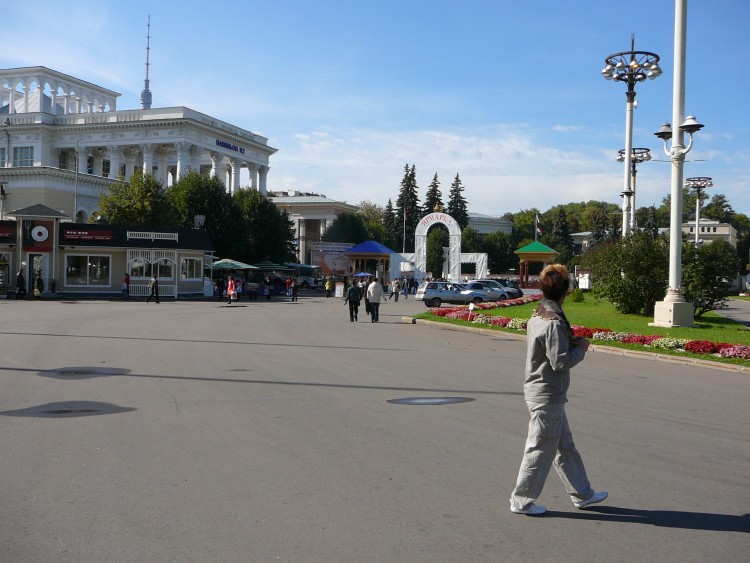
310, 242, 351, 276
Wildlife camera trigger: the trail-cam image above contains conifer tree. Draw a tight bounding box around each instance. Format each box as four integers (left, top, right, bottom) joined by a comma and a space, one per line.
549, 205, 575, 262
383, 199, 399, 250
446, 173, 469, 230
395, 164, 421, 252
422, 173, 444, 216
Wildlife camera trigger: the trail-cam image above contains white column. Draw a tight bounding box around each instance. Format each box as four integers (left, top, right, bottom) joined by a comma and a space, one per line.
158, 151, 169, 186
8, 88, 15, 114
107, 146, 122, 178
50, 91, 57, 115
175, 142, 190, 180
247, 162, 258, 190
189, 145, 202, 175
222, 163, 232, 191
77, 149, 88, 176
258, 165, 269, 195
141, 144, 154, 175
125, 149, 136, 180
23, 85, 29, 113
209, 152, 222, 178
93, 150, 104, 176
230, 157, 241, 193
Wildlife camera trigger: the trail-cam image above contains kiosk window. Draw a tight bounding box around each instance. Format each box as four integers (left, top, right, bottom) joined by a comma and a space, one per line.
155, 259, 174, 279
180, 258, 202, 280
66, 255, 111, 286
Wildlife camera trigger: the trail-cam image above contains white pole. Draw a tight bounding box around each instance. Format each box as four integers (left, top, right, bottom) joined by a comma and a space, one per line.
667, 0, 687, 296
623, 97, 635, 236
74, 142, 79, 222
631, 164, 637, 231
695, 191, 700, 245
652, 0, 694, 327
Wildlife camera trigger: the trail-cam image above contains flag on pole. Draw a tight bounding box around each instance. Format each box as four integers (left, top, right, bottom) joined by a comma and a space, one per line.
535, 214, 543, 237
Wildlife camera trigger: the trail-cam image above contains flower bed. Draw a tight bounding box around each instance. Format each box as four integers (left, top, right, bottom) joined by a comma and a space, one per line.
425, 295, 749, 363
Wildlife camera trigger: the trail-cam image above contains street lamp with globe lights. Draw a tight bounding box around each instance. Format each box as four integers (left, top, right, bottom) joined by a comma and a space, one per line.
685, 176, 713, 245
652, 115, 704, 326
616, 147, 651, 232
602, 35, 662, 237
643, 0, 701, 328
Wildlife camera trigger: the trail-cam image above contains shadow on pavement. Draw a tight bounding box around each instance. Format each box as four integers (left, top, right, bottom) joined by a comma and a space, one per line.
548, 505, 750, 533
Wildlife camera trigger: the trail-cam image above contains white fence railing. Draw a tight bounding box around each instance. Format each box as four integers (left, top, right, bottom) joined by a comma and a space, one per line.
127, 231, 179, 242
129, 283, 177, 298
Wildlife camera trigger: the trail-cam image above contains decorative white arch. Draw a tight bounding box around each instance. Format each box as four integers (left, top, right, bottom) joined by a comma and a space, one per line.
414, 212, 462, 282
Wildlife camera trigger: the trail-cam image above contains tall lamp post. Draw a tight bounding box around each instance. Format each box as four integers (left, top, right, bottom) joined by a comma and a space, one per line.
686, 176, 713, 245
602, 36, 661, 237
651, 0, 703, 328
616, 147, 651, 231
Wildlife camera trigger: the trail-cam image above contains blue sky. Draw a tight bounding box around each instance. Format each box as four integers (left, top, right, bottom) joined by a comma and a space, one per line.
3, 1, 748, 218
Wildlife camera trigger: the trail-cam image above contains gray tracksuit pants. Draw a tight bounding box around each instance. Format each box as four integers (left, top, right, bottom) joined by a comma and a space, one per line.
510, 402, 595, 509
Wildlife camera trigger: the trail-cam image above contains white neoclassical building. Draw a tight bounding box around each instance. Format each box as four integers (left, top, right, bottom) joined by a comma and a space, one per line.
0, 66, 277, 223
269, 190, 360, 264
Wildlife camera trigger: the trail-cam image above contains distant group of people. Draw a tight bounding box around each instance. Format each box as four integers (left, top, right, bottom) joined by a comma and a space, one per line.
387, 276, 417, 302
214, 275, 296, 304
343, 276, 390, 323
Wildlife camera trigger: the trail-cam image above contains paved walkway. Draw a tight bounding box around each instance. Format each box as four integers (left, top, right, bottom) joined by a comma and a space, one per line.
0, 293, 747, 561
716, 297, 750, 326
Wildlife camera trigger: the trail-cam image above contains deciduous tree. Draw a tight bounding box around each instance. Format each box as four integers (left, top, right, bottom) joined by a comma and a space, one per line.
321, 211, 369, 244
95, 173, 177, 227
234, 189, 295, 264
682, 238, 739, 318
168, 171, 245, 259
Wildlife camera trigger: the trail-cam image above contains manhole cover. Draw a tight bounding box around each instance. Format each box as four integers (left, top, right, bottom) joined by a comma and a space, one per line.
0, 401, 136, 418
39, 367, 130, 380
387, 397, 475, 406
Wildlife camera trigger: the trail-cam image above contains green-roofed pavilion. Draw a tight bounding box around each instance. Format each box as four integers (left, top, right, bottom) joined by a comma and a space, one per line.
514, 241, 559, 287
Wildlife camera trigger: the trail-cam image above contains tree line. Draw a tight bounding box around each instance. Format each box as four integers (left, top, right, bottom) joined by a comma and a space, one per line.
95, 165, 746, 317
321, 164, 746, 317
94, 171, 296, 265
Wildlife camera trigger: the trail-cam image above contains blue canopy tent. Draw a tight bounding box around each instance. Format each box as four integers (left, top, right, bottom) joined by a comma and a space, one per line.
343, 241, 399, 282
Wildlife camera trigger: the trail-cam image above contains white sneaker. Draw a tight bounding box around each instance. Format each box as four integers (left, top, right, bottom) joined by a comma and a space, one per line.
573, 491, 608, 509
509, 501, 547, 516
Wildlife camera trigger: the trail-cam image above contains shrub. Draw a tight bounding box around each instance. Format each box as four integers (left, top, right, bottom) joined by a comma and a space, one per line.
507, 318, 528, 330
568, 288, 585, 302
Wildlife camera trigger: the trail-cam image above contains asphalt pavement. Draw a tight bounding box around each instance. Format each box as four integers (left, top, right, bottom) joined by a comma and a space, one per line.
0, 291, 748, 562
715, 297, 750, 326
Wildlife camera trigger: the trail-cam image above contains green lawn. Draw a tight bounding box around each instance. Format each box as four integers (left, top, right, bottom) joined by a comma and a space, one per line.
415, 297, 750, 368
494, 298, 750, 345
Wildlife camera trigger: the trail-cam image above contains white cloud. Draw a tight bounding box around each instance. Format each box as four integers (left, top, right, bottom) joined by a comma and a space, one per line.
267, 125, 626, 213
